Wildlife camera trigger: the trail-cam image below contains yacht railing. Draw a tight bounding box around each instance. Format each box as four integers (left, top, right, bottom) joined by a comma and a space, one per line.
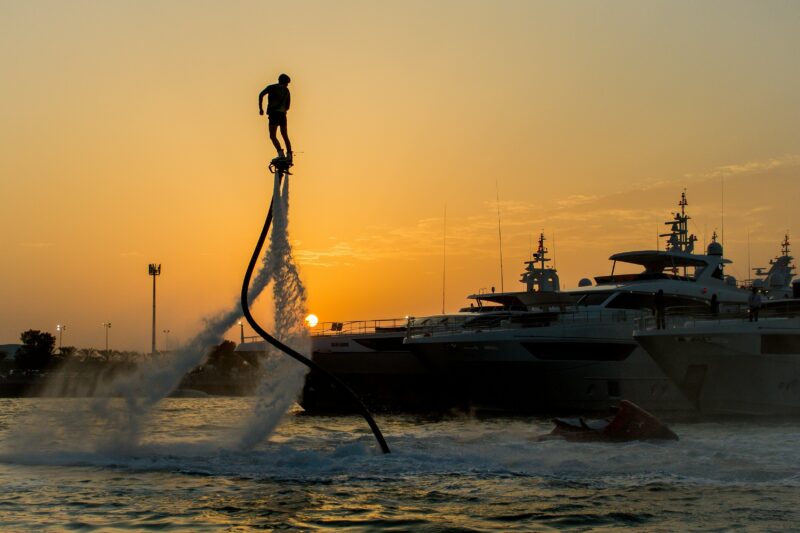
406, 308, 647, 339
311, 318, 409, 337
240, 318, 409, 343
637, 313, 749, 331
631, 303, 800, 331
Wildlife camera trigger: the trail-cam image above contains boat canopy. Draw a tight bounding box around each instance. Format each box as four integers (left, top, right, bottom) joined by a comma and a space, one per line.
594, 248, 732, 286
468, 290, 580, 310
609, 250, 730, 269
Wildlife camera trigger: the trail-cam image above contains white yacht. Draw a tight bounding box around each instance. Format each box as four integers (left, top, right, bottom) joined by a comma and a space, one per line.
635, 238, 800, 416
751, 234, 796, 299
236, 318, 444, 413
404, 193, 751, 414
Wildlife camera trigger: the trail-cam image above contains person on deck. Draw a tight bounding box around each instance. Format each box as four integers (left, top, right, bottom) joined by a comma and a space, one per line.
748, 287, 762, 322
654, 289, 666, 329
259, 73, 293, 162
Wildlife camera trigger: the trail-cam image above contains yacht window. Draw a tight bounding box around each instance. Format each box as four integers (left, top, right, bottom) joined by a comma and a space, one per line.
687, 264, 716, 280
577, 293, 612, 306
605, 292, 652, 310
605, 292, 707, 311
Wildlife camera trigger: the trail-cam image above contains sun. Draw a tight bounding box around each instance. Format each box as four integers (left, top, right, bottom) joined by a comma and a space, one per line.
304, 314, 319, 328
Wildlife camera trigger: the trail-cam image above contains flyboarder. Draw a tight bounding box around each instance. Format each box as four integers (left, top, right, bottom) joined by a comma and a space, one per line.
259, 73, 293, 163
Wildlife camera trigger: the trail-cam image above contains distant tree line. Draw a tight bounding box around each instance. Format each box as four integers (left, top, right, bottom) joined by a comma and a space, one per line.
1, 330, 261, 397
0, 329, 146, 374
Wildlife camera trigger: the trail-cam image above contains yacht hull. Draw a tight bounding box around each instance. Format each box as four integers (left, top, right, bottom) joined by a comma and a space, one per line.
239, 332, 469, 413
301, 344, 460, 413
406, 319, 696, 414
635, 319, 800, 415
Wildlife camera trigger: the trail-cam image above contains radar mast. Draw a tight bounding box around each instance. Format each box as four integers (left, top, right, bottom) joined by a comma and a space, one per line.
521, 232, 560, 292
660, 191, 697, 253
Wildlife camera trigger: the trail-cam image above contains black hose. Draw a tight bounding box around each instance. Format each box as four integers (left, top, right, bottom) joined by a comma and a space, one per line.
240, 165, 391, 454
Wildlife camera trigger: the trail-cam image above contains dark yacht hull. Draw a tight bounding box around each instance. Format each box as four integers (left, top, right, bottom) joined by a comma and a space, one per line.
300, 336, 690, 415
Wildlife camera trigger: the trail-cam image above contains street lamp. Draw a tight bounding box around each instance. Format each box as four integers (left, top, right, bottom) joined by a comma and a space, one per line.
102, 322, 111, 352
238, 320, 244, 344
56, 324, 66, 351
148, 263, 161, 355
162, 329, 171, 352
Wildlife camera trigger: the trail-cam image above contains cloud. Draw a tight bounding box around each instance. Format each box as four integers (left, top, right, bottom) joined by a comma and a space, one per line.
548, 208, 649, 224
294, 241, 362, 267
555, 194, 598, 208
294, 154, 800, 269
686, 154, 800, 181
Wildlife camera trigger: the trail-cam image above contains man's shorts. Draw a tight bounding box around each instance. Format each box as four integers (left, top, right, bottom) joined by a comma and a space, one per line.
268, 113, 287, 127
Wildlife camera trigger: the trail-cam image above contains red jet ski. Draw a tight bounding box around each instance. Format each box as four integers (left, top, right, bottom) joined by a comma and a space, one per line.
544, 400, 679, 442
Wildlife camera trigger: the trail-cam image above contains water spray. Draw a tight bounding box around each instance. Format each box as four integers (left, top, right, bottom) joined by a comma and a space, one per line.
240, 159, 390, 454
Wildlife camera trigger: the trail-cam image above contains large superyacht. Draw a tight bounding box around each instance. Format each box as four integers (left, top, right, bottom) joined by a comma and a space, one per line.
404, 192, 751, 414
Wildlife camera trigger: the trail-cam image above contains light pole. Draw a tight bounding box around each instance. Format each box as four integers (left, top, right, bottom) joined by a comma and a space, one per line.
148, 263, 161, 355
238, 320, 244, 344
162, 329, 170, 352
102, 322, 111, 352
56, 324, 66, 351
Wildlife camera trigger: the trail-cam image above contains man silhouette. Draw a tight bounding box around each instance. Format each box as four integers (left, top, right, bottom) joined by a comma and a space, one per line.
654, 289, 666, 329
748, 287, 762, 322
259, 73, 292, 162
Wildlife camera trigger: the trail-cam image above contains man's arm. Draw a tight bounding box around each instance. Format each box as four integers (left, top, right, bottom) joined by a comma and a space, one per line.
286, 90, 290, 112
258, 85, 270, 115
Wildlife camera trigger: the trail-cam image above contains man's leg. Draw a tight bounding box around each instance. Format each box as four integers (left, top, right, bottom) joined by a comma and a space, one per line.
279, 123, 292, 160
269, 123, 284, 156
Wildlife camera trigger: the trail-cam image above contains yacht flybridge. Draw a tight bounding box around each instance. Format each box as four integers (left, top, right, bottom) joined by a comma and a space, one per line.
404, 193, 751, 413
476, 193, 739, 314
596, 192, 729, 288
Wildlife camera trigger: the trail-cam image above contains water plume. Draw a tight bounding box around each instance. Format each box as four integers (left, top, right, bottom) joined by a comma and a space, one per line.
237, 175, 310, 450
103, 172, 309, 449
8, 171, 309, 455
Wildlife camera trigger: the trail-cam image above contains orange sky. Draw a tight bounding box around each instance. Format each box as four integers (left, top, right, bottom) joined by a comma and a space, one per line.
2, 1, 799, 350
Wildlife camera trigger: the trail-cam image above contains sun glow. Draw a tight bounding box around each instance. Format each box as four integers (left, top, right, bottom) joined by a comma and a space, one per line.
305, 314, 319, 328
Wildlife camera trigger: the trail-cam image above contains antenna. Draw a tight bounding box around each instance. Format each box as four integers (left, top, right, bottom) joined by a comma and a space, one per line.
496, 179, 504, 293
721, 175, 725, 246
747, 229, 751, 285
552, 230, 557, 270
528, 233, 532, 288
441, 204, 447, 314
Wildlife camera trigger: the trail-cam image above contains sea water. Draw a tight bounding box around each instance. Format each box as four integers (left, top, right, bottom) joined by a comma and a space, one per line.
1, 398, 798, 531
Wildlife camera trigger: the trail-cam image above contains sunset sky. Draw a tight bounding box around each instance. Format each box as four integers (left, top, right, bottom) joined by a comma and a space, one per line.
2, 1, 799, 351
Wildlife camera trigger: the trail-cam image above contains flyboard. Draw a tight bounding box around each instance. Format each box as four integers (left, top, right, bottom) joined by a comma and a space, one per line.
269, 154, 293, 175
241, 153, 391, 454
